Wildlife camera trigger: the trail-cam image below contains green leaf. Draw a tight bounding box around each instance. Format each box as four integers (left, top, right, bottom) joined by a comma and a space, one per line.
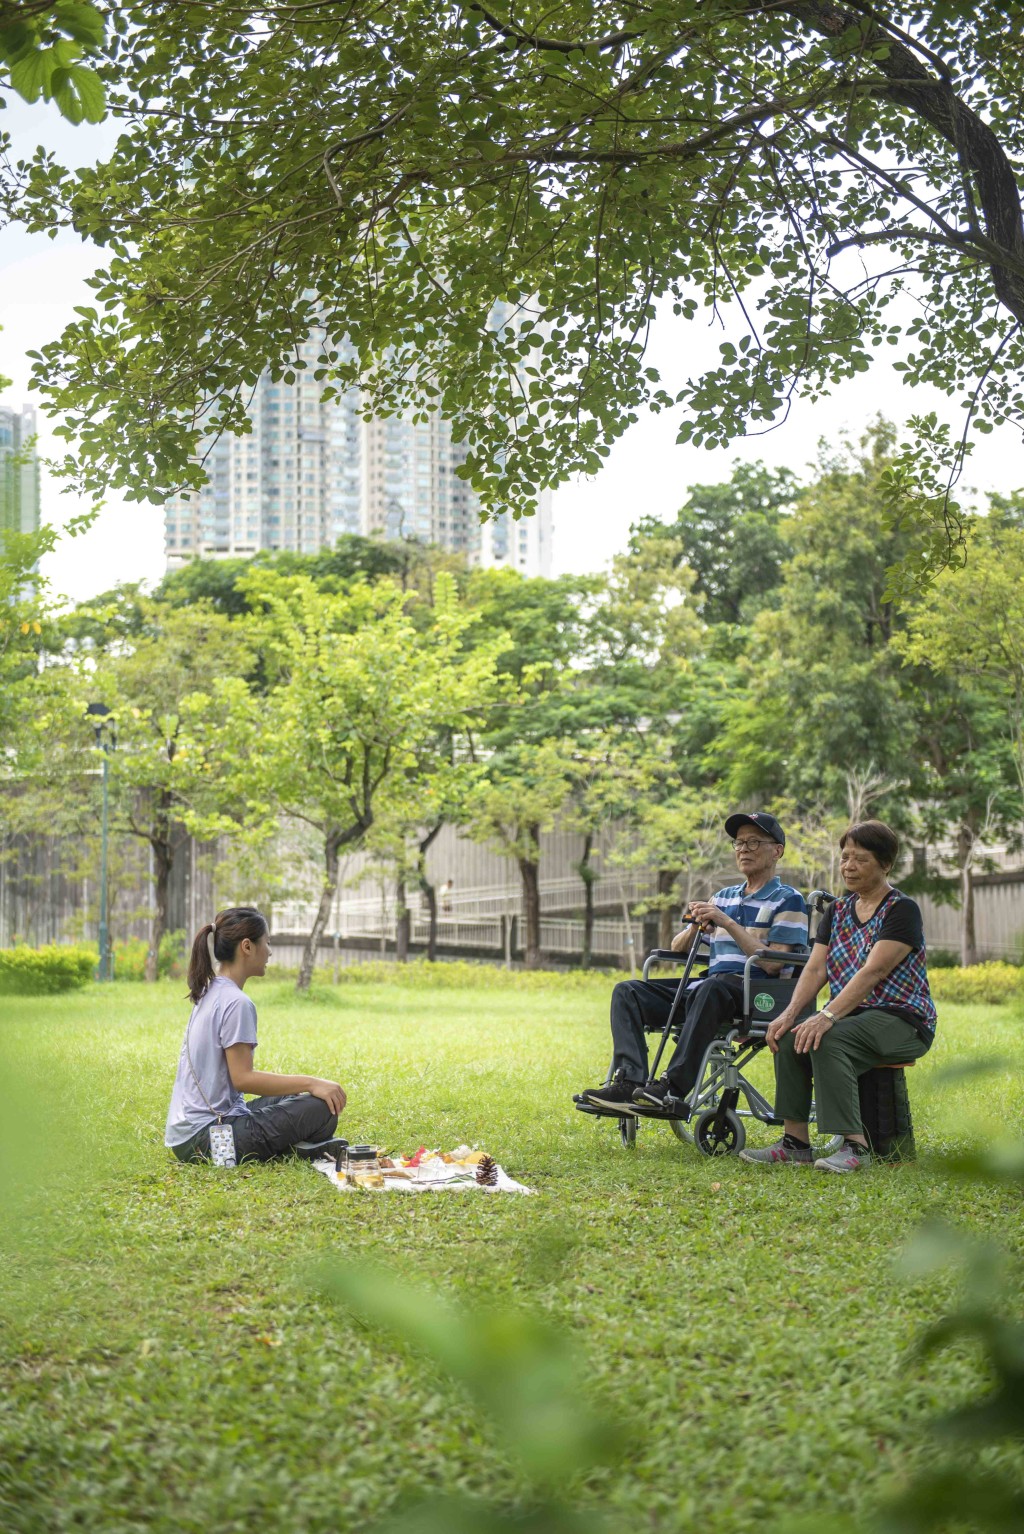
8, 49, 53, 104
53, 2, 106, 48
65, 62, 105, 123
50, 67, 85, 124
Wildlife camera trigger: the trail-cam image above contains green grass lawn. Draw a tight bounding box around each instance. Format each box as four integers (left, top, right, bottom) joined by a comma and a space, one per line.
2, 975, 1023, 1534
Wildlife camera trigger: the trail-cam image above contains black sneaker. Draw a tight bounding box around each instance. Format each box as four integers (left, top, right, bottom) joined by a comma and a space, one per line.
581, 1080, 641, 1114
632, 1079, 689, 1118
294, 1137, 349, 1163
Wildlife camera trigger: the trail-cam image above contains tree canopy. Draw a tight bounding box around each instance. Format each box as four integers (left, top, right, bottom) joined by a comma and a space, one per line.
12, 1, 1024, 581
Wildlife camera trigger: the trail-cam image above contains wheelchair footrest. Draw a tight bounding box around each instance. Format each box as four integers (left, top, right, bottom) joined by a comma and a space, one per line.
573, 1097, 630, 1120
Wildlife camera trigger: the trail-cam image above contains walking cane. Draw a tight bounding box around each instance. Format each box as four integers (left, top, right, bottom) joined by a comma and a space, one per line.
644, 915, 711, 1087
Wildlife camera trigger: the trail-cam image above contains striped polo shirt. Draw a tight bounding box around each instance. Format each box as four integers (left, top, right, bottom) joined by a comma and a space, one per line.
704, 877, 809, 977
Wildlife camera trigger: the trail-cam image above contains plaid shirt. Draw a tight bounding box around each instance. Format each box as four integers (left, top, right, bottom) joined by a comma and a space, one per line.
825, 891, 937, 1035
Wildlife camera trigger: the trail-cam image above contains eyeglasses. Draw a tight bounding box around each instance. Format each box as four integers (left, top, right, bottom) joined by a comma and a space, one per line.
732, 839, 772, 852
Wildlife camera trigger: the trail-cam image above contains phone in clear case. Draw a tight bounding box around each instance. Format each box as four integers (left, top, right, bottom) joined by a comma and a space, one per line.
209, 1122, 236, 1167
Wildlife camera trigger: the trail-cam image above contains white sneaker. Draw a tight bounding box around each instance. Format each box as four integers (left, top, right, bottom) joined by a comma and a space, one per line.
738, 1137, 814, 1166
814, 1139, 872, 1173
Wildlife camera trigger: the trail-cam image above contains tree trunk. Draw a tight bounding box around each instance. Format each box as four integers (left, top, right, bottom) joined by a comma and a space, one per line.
518, 824, 542, 969
419, 874, 438, 961
956, 822, 979, 967
614, 874, 638, 977
417, 819, 444, 962
395, 876, 410, 962
657, 867, 677, 949
576, 832, 595, 969
146, 837, 173, 983
298, 833, 340, 992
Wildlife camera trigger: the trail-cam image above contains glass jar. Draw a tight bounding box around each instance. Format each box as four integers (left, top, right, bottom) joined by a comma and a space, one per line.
345, 1145, 383, 1189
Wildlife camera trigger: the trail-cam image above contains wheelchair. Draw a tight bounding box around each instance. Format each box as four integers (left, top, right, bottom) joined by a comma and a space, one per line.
573, 892, 845, 1159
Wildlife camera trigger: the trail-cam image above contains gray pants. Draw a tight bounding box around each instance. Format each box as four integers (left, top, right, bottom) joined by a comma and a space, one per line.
774, 1009, 929, 1137
172, 1093, 338, 1164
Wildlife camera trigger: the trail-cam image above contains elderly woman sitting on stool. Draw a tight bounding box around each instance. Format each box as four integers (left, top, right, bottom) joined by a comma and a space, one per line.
739, 819, 937, 1174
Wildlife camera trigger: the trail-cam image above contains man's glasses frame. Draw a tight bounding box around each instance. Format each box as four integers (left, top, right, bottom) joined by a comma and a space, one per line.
731, 838, 775, 852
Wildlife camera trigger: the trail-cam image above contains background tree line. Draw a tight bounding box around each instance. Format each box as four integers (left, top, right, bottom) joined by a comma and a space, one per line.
3, 421, 1022, 987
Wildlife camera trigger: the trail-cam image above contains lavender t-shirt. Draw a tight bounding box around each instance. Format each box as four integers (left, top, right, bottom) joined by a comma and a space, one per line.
164, 977, 258, 1147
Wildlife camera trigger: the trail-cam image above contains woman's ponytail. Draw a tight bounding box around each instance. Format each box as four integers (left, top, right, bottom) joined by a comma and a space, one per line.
186, 907, 267, 1005
187, 922, 217, 1005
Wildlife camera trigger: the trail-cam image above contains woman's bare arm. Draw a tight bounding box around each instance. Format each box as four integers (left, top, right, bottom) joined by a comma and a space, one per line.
225, 1044, 347, 1115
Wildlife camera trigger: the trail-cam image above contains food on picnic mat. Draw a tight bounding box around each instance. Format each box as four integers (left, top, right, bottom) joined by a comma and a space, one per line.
389, 1144, 489, 1168
324, 1143, 500, 1188
312, 1142, 531, 1194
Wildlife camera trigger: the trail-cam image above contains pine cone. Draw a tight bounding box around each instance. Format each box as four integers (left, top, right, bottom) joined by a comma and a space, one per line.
475, 1154, 498, 1186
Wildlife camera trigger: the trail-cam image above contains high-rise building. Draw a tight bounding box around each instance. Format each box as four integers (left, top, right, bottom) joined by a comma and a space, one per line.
0, 404, 41, 539
164, 337, 553, 577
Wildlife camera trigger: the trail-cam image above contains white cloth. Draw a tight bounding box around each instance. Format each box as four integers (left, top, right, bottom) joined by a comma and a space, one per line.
311, 1155, 534, 1195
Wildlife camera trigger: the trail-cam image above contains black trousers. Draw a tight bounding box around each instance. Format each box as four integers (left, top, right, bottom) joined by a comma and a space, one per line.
172, 1094, 338, 1164
609, 975, 746, 1099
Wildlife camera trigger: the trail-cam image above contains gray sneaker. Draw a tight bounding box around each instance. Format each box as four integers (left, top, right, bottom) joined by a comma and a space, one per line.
814, 1139, 872, 1173
738, 1137, 814, 1166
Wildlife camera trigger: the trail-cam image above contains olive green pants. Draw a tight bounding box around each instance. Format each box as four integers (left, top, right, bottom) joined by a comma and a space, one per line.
774, 1010, 930, 1137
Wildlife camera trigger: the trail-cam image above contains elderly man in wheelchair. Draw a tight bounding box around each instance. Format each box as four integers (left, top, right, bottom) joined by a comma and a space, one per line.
574, 811, 810, 1152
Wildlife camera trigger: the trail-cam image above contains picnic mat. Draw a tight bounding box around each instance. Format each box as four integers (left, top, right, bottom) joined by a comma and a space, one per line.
311, 1144, 534, 1195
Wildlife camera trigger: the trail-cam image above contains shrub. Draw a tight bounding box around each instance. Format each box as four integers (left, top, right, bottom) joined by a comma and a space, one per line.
159, 929, 188, 979
111, 930, 188, 982
111, 939, 150, 982
0, 945, 96, 995
298, 958, 625, 991
270, 956, 1024, 1007
352, 959, 623, 990
925, 947, 961, 969
929, 961, 1024, 1006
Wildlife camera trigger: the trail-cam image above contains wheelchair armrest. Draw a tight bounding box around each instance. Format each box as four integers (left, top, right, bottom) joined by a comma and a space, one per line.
750, 947, 813, 968
741, 948, 812, 1020
642, 943, 710, 982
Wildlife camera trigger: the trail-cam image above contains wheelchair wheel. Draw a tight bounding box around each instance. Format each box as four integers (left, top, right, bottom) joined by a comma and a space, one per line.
668, 1117, 693, 1144
694, 1107, 745, 1157
619, 1115, 637, 1147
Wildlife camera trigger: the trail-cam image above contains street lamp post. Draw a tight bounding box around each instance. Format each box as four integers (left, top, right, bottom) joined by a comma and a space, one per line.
87, 703, 116, 982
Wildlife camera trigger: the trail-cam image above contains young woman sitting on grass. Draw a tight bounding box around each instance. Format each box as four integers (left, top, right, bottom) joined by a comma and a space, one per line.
165, 907, 347, 1164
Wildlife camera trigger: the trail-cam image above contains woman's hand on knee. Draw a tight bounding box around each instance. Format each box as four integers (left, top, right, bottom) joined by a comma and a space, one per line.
766, 1012, 794, 1053
309, 1078, 347, 1115
792, 1014, 835, 1055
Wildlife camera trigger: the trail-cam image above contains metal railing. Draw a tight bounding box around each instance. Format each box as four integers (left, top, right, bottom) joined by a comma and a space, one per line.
273, 869, 659, 935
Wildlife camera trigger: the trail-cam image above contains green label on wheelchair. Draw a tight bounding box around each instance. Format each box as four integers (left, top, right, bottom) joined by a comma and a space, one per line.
753, 992, 776, 1014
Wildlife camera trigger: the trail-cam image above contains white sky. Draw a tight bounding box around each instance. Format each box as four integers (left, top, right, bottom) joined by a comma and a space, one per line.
2, 98, 1023, 604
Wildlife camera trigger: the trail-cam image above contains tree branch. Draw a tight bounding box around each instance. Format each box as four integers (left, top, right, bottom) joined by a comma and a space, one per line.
467, 3, 641, 55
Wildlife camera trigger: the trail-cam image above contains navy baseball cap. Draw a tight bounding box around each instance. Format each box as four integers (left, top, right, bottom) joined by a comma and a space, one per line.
724, 810, 785, 846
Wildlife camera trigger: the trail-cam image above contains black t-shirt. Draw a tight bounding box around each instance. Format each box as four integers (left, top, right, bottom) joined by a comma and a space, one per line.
814, 893, 924, 951
815, 891, 926, 1026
